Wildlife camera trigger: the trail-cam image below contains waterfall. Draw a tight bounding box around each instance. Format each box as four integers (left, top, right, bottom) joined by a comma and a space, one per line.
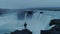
25, 11, 60, 34
0, 11, 59, 34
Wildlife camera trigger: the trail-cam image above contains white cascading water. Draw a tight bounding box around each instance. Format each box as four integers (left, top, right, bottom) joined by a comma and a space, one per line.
0, 11, 59, 34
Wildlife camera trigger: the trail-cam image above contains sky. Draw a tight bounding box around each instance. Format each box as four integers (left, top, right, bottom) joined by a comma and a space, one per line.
0, 0, 60, 9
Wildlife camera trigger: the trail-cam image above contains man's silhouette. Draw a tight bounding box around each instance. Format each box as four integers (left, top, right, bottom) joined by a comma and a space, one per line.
24, 22, 27, 29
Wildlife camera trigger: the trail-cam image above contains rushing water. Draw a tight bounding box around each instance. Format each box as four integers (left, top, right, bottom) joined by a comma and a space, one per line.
0, 11, 60, 34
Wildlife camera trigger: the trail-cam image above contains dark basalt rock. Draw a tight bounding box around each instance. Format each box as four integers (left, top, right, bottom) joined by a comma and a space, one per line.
10, 29, 32, 34
49, 19, 60, 26
41, 19, 60, 34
